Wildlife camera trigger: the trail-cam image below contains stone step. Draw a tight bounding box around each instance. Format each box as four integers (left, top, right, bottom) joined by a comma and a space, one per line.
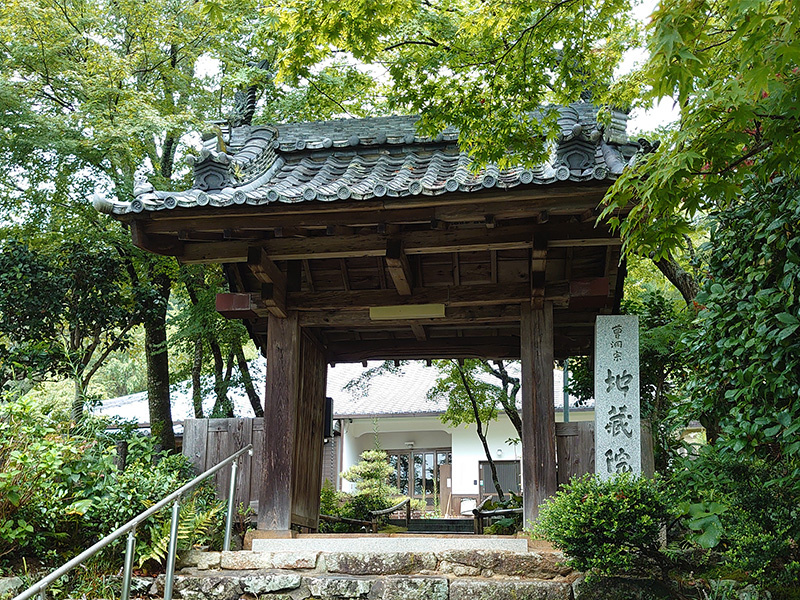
135, 571, 577, 600
251, 535, 528, 553
123, 545, 579, 600
390, 518, 475, 533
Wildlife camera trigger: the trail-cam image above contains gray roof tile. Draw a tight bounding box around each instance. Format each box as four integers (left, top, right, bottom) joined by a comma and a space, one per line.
94, 104, 638, 215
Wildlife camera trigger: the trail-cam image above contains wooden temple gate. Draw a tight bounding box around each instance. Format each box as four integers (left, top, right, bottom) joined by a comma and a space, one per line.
99, 104, 638, 532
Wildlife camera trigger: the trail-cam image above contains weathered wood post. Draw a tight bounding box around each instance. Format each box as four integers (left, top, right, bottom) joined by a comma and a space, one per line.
257, 312, 327, 533
594, 315, 641, 478
521, 301, 557, 525
258, 312, 302, 532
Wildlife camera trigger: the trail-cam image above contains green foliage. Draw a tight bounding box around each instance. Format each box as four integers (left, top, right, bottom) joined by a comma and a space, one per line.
683, 178, 800, 464
136, 494, 224, 569
429, 359, 502, 427
263, 0, 639, 167
671, 447, 800, 585
0, 397, 223, 569
341, 450, 396, 498
340, 493, 391, 524
535, 474, 673, 577
482, 492, 523, 535
604, 0, 800, 258
677, 500, 727, 549
327, 452, 407, 532
0, 239, 134, 400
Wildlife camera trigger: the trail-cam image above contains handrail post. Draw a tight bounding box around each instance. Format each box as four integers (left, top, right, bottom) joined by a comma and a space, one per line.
223, 461, 238, 551
163, 500, 181, 600
121, 528, 136, 600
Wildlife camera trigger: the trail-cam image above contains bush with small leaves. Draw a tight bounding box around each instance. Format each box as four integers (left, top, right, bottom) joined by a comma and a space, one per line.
534, 474, 674, 579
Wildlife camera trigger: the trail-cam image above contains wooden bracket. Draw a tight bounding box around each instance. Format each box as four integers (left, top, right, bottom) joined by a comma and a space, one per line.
385, 239, 413, 296
247, 246, 288, 318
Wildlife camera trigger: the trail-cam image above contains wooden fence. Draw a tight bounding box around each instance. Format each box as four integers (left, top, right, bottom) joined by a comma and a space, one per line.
183, 418, 653, 514
183, 418, 264, 514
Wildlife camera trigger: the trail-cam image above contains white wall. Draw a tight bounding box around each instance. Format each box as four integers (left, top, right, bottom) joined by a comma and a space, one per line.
450, 415, 521, 496
338, 408, 595, 494
340, 416, 451, 493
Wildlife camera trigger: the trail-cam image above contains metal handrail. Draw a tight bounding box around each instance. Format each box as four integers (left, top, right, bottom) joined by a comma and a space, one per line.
12, 444, 253, 600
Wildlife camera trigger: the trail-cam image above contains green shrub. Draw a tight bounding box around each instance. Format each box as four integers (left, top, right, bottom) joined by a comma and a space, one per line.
671, 447, 800, 585
341, 449, 396, 497
342, 492, 391, 523
0, 398, 223, 572
534, 474, 673, 578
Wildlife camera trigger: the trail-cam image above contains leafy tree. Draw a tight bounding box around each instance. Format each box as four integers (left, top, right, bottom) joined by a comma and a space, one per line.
428, 359, 522, 499
260, 0, 639, 167
602, 0, 799, 300
0, 239, 136, 419
683, 178, 800, 468
0, 0, 264, 446
172, 264, 263, 418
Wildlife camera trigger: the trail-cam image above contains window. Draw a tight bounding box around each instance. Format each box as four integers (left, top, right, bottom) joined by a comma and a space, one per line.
385, 448, 451, 505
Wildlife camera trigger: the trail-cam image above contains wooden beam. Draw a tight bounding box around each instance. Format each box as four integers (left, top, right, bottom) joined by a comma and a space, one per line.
288, 282, 532, 311
299, 304, 522, 327
285, 279, 598, 312
302, 259, 315, 292
339, 259, 351, 291
521, 302, 557, 524
548, 238, 620, 248
142, 192, 613, 238
385, 239, 413, 295
179, 224, 619, 264
247, 247, 287, 318
216, 292, 260, 319
130, 221, 184, 256
219, 281, 608, 324
327, 337, 522, 362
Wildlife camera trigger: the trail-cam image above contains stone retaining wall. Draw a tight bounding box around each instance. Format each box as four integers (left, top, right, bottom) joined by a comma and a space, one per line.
122, 550, 580, 600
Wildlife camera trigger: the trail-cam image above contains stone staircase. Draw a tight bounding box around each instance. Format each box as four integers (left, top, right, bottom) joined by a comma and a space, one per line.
125, 537, 580, 600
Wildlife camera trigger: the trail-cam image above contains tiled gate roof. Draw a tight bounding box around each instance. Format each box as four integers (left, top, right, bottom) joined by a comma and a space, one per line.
96, 103, 638, 215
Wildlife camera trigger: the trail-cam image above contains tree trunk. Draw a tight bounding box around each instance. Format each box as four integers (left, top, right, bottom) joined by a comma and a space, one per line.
71, 377, 85, 422
653, 253, 700, 307
234, 338, 263, 417
486, 360, 523, 441
191, 336, 204, 418
210, 341, 233, 417
145, 269, 175, 453
456, 362, 504, 500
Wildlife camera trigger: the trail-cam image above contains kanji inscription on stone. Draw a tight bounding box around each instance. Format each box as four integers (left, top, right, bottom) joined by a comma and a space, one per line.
595, 315, 641, 479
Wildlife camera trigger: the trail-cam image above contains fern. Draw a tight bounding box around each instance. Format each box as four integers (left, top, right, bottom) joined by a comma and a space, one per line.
136, 494, 224, 568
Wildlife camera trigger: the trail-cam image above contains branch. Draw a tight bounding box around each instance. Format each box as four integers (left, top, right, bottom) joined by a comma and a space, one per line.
383, 38, 442, 52
80, 317, 137, 387
308, 79, 355, 118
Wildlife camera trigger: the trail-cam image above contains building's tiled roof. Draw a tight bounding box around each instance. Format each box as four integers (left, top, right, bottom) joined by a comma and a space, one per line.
96, 360, 590, 424
94, 103, 638, 215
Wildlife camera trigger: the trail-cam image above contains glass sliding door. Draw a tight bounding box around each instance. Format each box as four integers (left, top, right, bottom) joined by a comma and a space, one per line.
385, 448, 451, 506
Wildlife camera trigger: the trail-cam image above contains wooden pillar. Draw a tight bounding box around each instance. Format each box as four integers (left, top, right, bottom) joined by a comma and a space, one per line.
521, 301, 557, 525
257, 312, 327, 532
291, 331, 327, 530
258, 312, 301, 532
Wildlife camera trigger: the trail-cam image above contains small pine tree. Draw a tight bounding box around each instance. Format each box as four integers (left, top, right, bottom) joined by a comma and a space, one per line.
341, 450, 396, 497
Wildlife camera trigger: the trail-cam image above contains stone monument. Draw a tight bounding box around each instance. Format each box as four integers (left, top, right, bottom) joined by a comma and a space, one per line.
594, 315, 641, 479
